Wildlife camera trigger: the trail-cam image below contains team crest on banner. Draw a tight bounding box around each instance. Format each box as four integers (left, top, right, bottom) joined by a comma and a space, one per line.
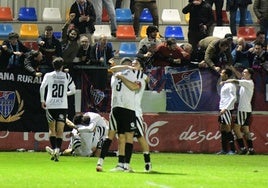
0, 90, 24, 122
171, 69, 202, 109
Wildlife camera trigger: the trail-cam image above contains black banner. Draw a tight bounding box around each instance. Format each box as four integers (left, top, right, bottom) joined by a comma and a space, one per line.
0, 71, 48, 132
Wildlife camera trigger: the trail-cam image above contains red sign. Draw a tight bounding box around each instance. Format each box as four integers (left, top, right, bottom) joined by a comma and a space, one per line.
1, 113, 267, 153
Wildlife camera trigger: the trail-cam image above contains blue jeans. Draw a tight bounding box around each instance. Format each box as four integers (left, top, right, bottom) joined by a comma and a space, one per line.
92, 0, 117, 33
229, 6, 247, 36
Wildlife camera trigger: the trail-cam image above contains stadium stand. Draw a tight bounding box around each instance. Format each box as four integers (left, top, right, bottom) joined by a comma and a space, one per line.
236, 10, 254, 25
212, 26, 232, 38
102, 8, 110, 22
161, 9, 181, 24
116, 25, 136, 39
42, 7, 62, 22
115, 8, 132, 22
237, 26, 257, 41
164, 25, 184, 40
0, 7, 13, 21
93, 25, 112, 39
119, 42, 137, 57
18, 7, 37, 21
139, 8, 153, 23
19, 24, 39, 39
213, 10, 229, 24
0, 24, 14, 39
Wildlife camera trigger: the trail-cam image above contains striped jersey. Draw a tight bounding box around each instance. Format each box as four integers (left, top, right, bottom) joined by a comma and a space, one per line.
40, 71, 76, 109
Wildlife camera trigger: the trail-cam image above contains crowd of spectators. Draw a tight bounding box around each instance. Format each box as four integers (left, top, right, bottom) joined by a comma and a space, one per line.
0, 0, 267, 90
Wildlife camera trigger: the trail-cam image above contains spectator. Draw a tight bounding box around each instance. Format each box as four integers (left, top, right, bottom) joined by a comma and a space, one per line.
2, 32, 30, 71
23, 50, 43, 77
231, 37, 253, 69
250, 30, 267, 49
90, 34, 114, 67
61, 25, 80, 71
182, 0, 214, 52
153, 38, 187, 67
205, 0, 224, 26
137, 25, 161, 67
204, 38, 233, 72
253, 0, 268, 39
70, 0, 96, 43
251, 42, 268, 71
91, 0, 117, 37
133, 0, 159, 37
0, 44, 12, 70
76, 35, 92, 64
37, 25, 62, 74
89, 35, 114, 90
227, 0, 252, 36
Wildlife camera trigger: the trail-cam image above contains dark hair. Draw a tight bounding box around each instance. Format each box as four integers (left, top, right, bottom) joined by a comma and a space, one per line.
120, 57, 132, 65
82, 115, 91, 125
146, 25, 159, 36
8, 32, 19, 39
45, 25, 53, 31
247, 68, 254, 77
166, 38, 177, 46
256, 30, 266, 37
254, 42, 264, 48
30, 50, 41, 58
67, 28, 80, 41
73, 114, 83, 125
225, 68, 233, 78
52, 57, 64, 70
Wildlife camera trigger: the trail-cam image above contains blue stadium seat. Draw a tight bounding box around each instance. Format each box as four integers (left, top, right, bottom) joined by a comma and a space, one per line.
119, 42, 137, 57
139, 8, 153, 23
236, 10, 253, 24
18, 7, 37, 21
164, 25, 184, 40
115, 8, 132, 22
0, 24, 14, 39
53, 32, 62, 40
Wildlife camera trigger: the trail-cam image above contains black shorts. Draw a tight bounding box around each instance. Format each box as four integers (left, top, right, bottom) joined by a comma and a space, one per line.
134, 116, 145, 138
109, 107, 137, 134
46, 109, 67, 123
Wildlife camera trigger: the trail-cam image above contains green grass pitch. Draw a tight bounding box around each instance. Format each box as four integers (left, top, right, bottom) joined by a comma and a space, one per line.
0, 152, 267, 188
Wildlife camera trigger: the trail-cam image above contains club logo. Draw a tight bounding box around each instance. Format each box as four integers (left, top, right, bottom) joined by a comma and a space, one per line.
0, 90, 24, 122
171, 69, 202, 109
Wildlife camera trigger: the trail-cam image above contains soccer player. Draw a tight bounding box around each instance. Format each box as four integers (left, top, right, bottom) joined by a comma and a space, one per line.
40, 57, 76, 162
217, 68, 237, 155
131, 58, 152, 172
62, 112, 109, 157
222, 68, 255, 155
96, 58, 141, 172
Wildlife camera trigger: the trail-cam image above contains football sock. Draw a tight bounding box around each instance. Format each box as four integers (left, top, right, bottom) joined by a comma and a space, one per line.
220, 131, 228, 152
143, 152, 151, 163
246, 139, 253, 149
125, 143, 133, 164
49, 136, 56, 149
100, 139, 112, 159
227, 132, 235, 152
118, 155, 125, 164
236, 138, 245, 148
56, 137, 62, 150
